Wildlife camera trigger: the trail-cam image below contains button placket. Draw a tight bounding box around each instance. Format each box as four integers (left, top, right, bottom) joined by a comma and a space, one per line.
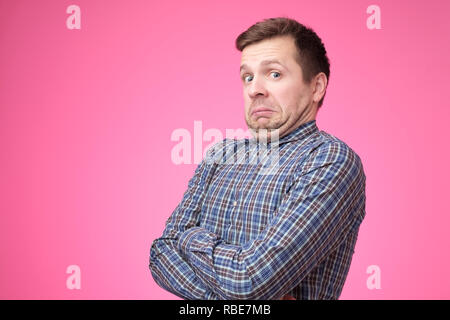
226, 189, 240, 237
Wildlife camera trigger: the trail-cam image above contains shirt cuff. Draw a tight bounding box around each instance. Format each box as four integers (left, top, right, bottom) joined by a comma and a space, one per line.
177, 227, 219, 257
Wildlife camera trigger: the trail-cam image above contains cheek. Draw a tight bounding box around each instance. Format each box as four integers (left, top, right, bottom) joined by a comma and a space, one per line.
244, 101, 252, 114
278, 84, 307, 113
243, 95, 250, 111
274, 88, 296, 112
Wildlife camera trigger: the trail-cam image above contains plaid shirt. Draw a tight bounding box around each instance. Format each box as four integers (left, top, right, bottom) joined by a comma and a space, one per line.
149, 120, 366, 300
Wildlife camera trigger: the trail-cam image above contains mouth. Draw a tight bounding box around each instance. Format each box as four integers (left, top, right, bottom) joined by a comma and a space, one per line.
251, 107, 275, 118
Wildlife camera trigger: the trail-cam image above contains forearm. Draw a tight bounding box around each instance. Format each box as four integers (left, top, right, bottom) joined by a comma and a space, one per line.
150, 238, 221, 300
149, 140, 230, 299
177, 227, 270, 299
177, 223, 354, 300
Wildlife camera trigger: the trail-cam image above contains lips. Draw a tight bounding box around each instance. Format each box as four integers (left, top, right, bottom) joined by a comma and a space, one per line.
251, 107, 275, 117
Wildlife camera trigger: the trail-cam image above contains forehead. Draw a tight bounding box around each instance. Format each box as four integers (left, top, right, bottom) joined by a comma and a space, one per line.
240, 36, 298, 70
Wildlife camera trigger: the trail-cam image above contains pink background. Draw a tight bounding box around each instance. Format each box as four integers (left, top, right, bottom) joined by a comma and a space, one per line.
1, 0, 449, 299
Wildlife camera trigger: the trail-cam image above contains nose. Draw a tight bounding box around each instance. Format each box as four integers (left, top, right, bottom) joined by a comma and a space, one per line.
248, 75, 268, 99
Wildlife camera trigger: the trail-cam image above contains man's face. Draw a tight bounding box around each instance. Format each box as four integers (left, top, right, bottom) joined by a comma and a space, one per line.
240, 35, 317, 139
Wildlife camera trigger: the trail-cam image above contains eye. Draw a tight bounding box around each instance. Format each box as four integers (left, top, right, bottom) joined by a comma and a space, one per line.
243, 74, 253, 83
271, 71, 281, 79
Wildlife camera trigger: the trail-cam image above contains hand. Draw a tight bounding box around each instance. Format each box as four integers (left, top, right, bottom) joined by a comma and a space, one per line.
280, 294, 296, 300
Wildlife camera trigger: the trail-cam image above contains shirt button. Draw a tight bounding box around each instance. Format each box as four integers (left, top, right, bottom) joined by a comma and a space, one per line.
233, 201, 238, 206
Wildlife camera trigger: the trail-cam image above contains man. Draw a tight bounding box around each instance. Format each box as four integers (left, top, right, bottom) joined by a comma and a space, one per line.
149, 17, 366, 300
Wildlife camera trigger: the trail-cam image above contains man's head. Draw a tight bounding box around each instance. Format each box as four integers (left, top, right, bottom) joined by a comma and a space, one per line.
236, 17, 330, 138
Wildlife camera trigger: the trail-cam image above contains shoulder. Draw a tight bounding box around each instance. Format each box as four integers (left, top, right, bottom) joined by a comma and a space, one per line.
296, 130, 365, 180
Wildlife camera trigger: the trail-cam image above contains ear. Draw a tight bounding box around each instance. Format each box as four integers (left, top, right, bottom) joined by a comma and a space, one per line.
312, 72, 328, 104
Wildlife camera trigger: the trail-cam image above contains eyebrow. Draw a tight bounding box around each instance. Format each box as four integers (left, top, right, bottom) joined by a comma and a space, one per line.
239, 59, 286, 73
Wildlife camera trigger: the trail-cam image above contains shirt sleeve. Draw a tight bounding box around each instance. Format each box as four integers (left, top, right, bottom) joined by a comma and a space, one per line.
177, 141, 366, 300
149, 142, 224, 300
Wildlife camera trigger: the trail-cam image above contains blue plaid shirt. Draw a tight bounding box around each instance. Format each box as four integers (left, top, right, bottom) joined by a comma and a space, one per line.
149, 120, 366, 299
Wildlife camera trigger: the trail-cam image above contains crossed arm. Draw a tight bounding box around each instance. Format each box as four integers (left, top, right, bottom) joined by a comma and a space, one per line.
149, 141, 365, 300
149, 146, 221, 299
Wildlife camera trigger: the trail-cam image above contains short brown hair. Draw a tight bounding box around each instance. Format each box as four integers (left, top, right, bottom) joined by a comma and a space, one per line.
236, 17, 330, 108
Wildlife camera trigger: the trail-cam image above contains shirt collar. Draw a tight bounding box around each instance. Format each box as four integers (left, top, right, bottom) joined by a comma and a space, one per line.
276, 120, 319, 145
247, 120, 318, 146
